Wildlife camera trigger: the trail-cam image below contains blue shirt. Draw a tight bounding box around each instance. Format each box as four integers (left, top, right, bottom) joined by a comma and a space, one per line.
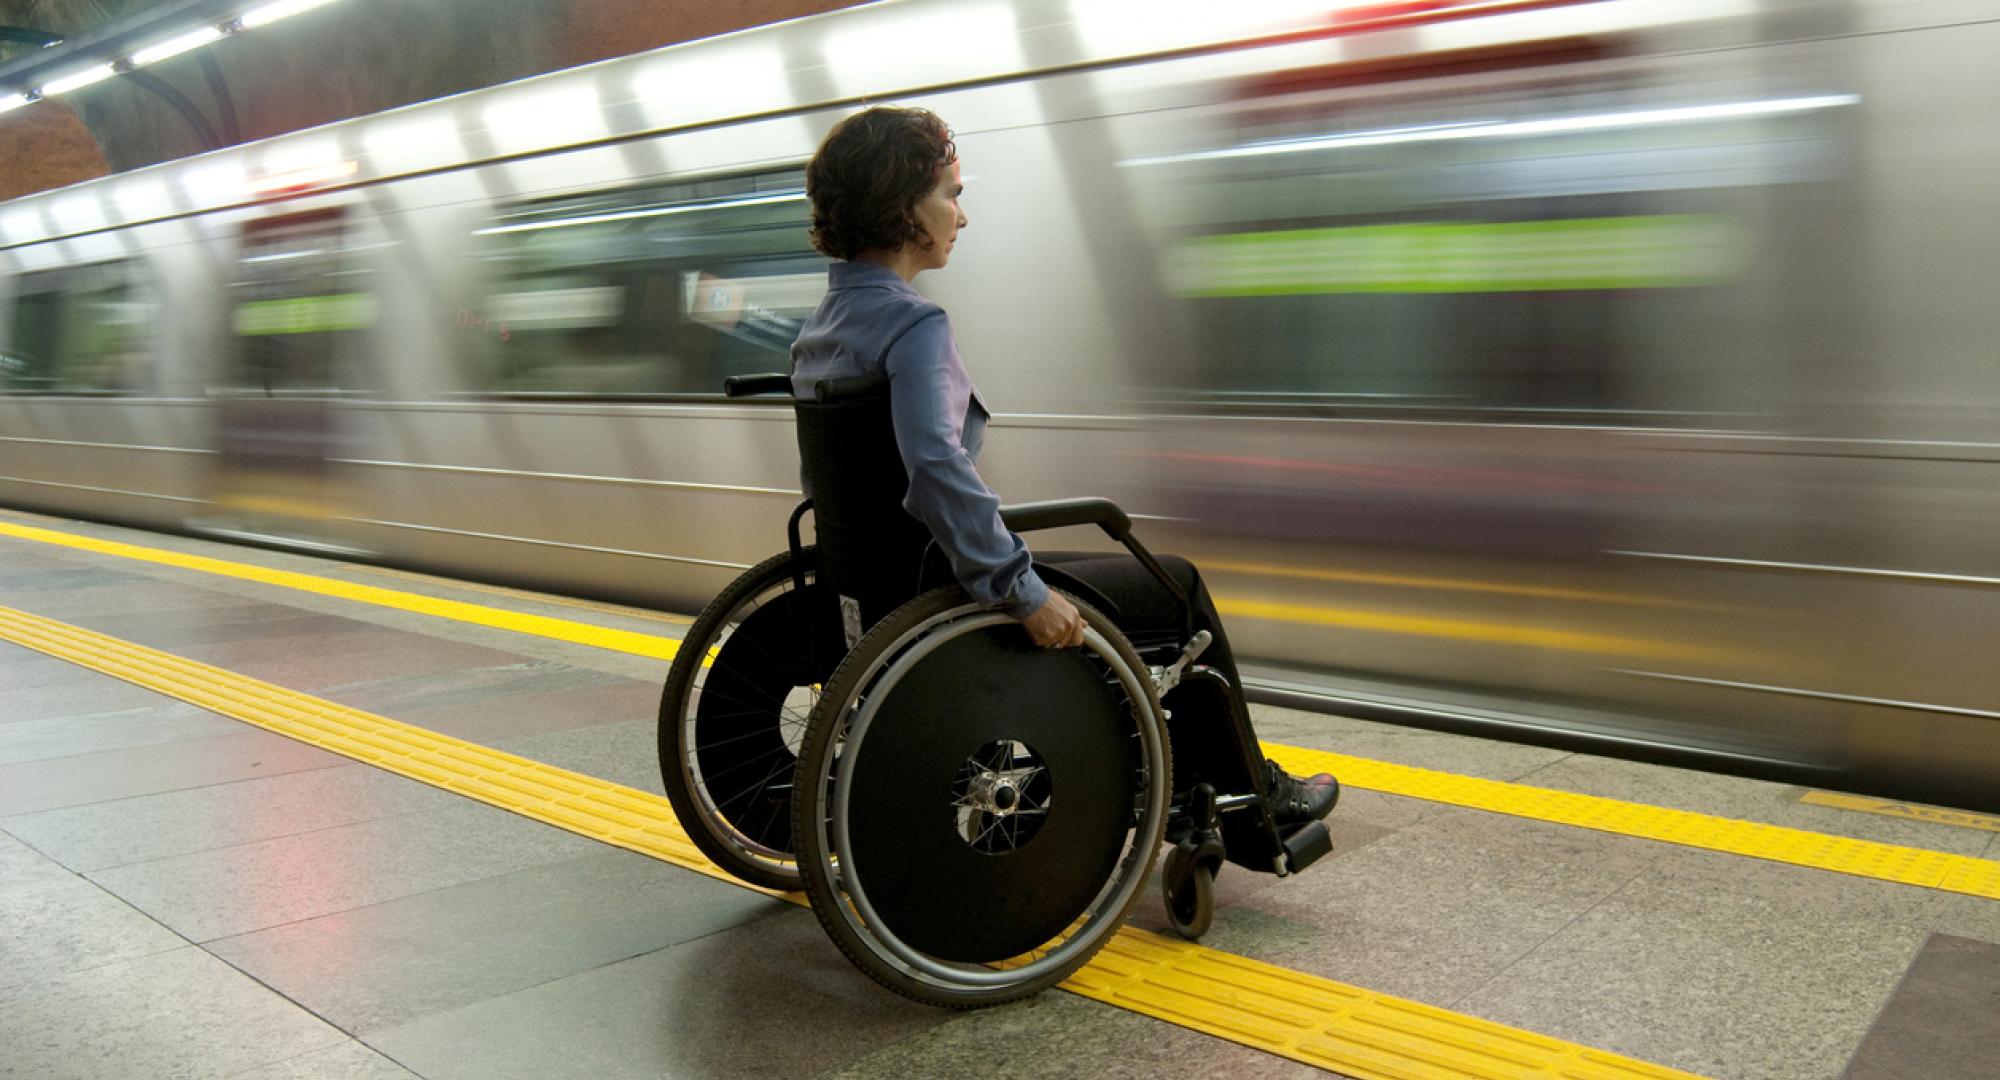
790, 260, 1049, 618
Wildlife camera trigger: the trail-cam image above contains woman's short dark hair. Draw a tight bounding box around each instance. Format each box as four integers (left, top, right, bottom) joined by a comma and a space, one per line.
805, 106, 957, 261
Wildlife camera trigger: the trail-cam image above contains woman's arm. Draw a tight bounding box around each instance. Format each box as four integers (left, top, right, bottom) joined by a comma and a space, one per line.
883, 310, 1049, 618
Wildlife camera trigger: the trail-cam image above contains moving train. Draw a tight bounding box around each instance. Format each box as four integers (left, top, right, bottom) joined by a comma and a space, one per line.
4, 0, 1997, 810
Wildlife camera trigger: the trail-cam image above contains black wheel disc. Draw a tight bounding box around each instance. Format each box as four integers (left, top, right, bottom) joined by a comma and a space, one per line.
843, 625, 1140, 963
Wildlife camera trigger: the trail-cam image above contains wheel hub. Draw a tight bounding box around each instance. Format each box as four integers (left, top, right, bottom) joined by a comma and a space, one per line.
952, 739, 1049, 853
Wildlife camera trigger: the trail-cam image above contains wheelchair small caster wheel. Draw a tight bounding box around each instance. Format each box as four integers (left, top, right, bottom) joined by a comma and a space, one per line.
1162, 844, 1216, 941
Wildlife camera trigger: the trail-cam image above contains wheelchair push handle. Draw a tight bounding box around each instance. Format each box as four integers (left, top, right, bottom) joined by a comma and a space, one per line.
813, 372, 888, 403
724, 372, 891, 403
723, 373, 794, 398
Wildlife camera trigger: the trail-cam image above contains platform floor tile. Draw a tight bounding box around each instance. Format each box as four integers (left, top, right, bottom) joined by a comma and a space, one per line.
0, 697, 245, 765
84, 798, 602, 943
0, 945, 350, 1080
1198, 801, 1667, 1008
0, 727, 349, 817
2, 659, 175, 724
1448, 849, 1936, 1080
206, 847, 785, 1035
363, 908, 950, 1080
3, 760, 464, 873
3, 641, 147, 694
0, 841, 185, 992
380, 675, 661, 747
491, 716, 674, 797
230, 1041, 423, 1080
824, 990, 1334, 1080
0, 830, 73, 893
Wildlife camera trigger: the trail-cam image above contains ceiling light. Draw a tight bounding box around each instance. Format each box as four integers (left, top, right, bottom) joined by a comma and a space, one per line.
41, 64, 116, 96
131, 26, 225, 67
240, 0, 342, 31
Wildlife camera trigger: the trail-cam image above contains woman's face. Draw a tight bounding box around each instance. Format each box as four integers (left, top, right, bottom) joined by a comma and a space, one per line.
910, 158, 967, 271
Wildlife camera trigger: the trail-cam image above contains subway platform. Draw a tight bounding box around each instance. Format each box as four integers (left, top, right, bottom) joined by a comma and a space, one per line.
2, 505, 1996, 1080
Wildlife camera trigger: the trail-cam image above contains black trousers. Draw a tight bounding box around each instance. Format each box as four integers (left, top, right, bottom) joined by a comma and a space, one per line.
1035, 552, 1268, 798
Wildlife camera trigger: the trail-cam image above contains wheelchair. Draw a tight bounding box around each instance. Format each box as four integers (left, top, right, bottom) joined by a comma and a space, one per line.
658, 372, 1336, 1007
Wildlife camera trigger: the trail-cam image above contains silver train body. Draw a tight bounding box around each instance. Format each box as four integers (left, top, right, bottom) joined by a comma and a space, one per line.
3, 0, 1996, 809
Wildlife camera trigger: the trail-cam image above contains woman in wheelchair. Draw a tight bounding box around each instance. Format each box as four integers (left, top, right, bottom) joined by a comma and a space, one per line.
657, 106, 1337, 1007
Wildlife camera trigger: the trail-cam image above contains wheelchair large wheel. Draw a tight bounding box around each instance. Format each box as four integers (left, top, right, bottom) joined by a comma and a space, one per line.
658, 547, 836, 891
793, 587, 1171, 1008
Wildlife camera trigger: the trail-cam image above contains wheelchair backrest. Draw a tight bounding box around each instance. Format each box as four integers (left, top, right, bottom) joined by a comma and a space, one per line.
793, 375, 937, 644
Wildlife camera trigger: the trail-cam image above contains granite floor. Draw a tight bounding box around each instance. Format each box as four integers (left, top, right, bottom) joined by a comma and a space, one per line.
3, 509, 1995, 1080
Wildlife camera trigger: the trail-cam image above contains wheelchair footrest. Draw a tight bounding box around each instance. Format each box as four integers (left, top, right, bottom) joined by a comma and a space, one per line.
1279, 820, 1333, 875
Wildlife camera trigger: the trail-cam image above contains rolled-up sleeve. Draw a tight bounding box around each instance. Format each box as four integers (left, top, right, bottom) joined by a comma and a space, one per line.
884, 312, 1049, 618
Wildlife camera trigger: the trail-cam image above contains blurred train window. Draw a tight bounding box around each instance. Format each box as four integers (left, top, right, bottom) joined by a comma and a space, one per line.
1, 262, 154, 394
1155, 75, 1851, 426
223, 209, 373, 395
470, 169, 824, 398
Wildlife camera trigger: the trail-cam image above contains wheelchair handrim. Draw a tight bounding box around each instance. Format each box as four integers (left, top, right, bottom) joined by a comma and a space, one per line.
680, 569, 816, 872
819, 605, 1169, 992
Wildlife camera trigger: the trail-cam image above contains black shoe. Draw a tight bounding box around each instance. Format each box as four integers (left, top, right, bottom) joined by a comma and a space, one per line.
1262, 759, 1338, 827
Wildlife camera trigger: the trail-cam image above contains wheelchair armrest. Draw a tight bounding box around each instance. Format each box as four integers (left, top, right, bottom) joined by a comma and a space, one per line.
1002, 498, 1196, 640
723, 374, 795, 398
1000, 498, 1132, 542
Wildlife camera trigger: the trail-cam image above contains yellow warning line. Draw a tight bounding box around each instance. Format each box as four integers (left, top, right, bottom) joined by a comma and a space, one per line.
0, 601, 1706, 1080
0, 520, 680, 661
1214, 596, 1724, 664
1261, 744, 2000, 902
1800, 791, 2000, 835
349, 563, 695, 626
4, 516, 1996, 901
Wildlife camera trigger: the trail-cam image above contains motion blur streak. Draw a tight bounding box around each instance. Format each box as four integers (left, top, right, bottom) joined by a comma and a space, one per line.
1213, 597, 1728, 663
3, 0, 1997, 810
1200, 560, 1729, 610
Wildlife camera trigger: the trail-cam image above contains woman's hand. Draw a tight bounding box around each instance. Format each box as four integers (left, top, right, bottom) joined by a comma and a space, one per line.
1020, 592, 1085, 648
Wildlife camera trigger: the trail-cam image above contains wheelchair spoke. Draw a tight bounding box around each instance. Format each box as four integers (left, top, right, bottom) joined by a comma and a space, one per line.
698, 747, 801, 795
684, 721, 801, 753
688, 682, 813, 726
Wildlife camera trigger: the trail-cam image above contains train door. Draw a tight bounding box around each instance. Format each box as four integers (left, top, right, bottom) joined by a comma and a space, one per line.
194, 208, 375, 555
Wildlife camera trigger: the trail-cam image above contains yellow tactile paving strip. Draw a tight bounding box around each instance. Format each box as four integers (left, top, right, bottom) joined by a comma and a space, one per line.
0, 601, 1705, 1080
6, 514, 1998, 903
0, 520, 679, 660
1262, 745, 2000, 902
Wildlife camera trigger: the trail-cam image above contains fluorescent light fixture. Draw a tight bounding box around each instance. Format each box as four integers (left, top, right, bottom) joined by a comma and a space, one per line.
113, 178, 173, 222
0, 209, 49, 245
482, 84, 607, 154
635, 44, 790, 128
52, 195, 108, 234
131, 25, 225, 66
475, 191, 806, 236
822, 4, 1021, 93
41, 64, 116, 97
1069, 0, 1324, 58
182, 158, 247, 206
363, 114, 465, 173
0, 93, 29, 115
1123, 94, 1861, 165
240, 0, 341, 30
